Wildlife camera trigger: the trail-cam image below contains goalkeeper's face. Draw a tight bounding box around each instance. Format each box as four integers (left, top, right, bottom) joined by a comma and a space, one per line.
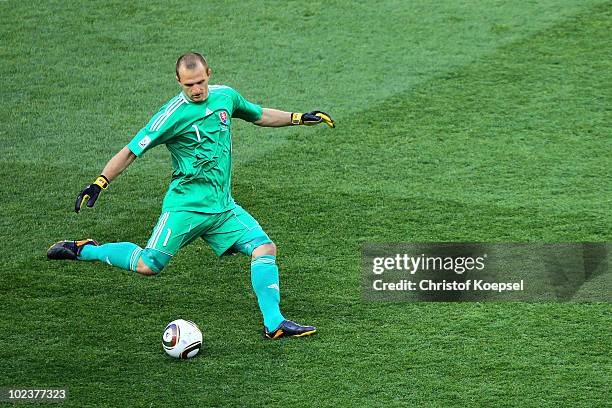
177, 63, 212, 102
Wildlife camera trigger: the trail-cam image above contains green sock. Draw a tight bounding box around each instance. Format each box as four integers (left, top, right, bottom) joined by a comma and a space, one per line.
79, 242, 142, 272
251, 255, 285, 331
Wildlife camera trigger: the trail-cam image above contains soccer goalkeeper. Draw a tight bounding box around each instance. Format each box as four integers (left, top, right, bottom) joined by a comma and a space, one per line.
47, 52, 335, 339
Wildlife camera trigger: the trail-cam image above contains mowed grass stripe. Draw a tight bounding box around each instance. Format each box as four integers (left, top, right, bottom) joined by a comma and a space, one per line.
0, 1, 605, 165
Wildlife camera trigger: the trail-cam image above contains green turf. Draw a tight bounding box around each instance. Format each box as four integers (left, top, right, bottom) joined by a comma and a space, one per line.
0, 0, 610, 407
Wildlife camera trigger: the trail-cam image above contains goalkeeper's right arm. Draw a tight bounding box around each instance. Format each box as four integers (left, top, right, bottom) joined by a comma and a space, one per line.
75, 146, 137, 213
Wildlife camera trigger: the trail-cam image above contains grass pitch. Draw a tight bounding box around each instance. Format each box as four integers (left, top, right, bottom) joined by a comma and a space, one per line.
0, 1, 610, 407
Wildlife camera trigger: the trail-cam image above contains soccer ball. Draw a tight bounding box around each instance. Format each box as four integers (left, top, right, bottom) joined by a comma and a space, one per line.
162, 319, 203, 359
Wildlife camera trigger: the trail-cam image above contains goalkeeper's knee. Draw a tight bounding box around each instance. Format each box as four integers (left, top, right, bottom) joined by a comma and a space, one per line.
136, 261, 160, 275
135, 249, 171, 275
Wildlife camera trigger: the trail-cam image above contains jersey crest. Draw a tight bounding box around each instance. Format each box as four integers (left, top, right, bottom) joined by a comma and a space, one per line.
219, 111, 229, 125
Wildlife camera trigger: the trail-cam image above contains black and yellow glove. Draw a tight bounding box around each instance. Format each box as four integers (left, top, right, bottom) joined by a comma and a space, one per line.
291, 111, 335, 128
75, 175, 109, 213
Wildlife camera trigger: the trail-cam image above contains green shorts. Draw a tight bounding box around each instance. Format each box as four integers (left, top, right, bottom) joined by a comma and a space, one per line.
139, 204, 271, 273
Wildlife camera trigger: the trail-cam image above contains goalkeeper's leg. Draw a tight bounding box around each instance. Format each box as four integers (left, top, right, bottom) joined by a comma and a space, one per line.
79, 241, 144, 271
80, 244, 170, 275
47, 211, 195, 275
216, 206, 317, 338
47, 239, 160, 274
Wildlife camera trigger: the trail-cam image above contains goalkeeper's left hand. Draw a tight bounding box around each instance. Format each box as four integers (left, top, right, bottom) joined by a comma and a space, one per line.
291, 111, 335, 128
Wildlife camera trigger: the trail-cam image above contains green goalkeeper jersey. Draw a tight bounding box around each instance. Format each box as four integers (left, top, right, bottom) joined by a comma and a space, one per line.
127, 85, 263, 213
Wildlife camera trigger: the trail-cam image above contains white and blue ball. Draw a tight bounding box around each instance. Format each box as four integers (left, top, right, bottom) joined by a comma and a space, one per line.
162, 319, 202, 359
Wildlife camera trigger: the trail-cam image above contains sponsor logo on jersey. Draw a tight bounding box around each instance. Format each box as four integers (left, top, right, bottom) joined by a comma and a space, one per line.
138, 136, 151, 149
219, 111, 229, 125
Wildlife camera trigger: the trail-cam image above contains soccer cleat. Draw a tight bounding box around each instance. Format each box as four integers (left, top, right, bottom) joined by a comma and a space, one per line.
47, 239, 98, 260
264, 319, 317, 339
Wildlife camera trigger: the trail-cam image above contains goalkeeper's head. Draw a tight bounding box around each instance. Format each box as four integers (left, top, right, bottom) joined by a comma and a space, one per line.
175, 52, 213, 103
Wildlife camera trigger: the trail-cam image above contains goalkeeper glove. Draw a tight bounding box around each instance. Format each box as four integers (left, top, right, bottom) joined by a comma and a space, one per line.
75, 175, 109, 213
291, 111, 335, 128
